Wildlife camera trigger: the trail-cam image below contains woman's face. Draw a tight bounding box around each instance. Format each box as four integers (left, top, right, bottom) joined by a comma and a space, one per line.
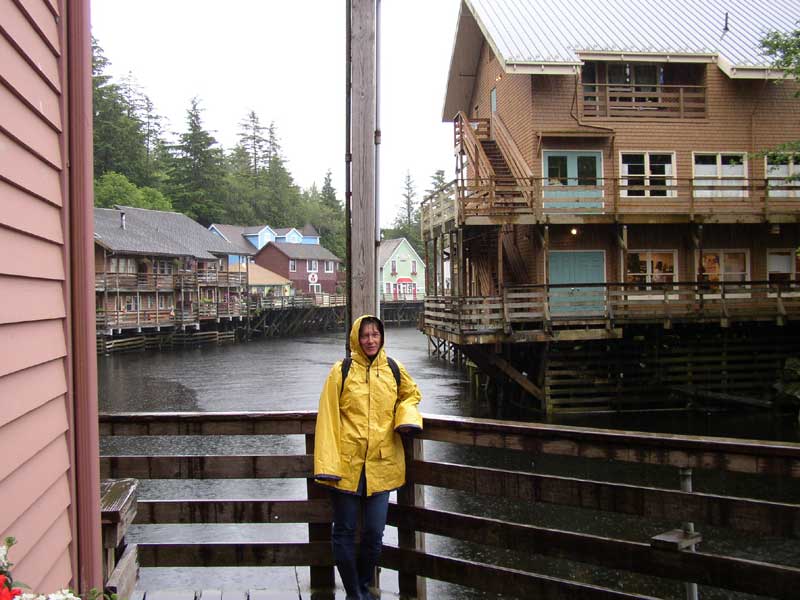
359, 322, 382, 358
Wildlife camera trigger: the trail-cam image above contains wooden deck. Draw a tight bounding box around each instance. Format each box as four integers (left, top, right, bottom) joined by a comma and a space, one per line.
422, 281, 800, 344
99, 411, 800, 599
420, 176, 800, 235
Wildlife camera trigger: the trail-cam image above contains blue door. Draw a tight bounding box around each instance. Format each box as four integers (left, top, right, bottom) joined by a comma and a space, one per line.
543, 151, 603, 209
548, 251, 606, 315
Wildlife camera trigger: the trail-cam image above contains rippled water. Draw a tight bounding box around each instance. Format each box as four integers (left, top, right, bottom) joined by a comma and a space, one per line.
99, 327, 800, 599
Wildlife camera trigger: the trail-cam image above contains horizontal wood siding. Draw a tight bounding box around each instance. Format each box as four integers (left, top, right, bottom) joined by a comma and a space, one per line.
0, 0, 73, 590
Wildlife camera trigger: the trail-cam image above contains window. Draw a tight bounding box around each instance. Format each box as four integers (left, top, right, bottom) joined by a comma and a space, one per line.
309, 283, 321, 293
693, 153, 747, 198
626, 251, 677, 289
307, 259, 318, 273
411, 260, 417, 275
698, 250, 749, 283
110, 257, 136, 273
385, 282, 391, 293
124, 295, 137, 312
621, 153, 674, 197
766, 154, 800, 198
391, 260, 397, 274
767, 250, 800, 283
547, 155, 568, 185
155, 260, 173, 275
289, 259, 296, 272
324, 260, 334, 273
490, 87, 497, 113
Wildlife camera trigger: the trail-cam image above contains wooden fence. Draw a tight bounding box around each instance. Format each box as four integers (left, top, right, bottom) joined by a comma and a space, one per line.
99, 411, 800, 599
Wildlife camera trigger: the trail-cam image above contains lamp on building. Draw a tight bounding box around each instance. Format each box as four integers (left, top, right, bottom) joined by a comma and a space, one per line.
570, 227, 579, 236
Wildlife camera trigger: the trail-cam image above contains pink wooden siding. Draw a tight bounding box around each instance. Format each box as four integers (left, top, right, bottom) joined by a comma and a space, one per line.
0, 0, 87, 591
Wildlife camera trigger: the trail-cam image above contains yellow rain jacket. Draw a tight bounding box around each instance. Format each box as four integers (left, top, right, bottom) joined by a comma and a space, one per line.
313, 315, 423, 495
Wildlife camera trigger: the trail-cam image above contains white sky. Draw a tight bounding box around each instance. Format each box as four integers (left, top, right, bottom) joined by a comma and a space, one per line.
90, 0, 461, 228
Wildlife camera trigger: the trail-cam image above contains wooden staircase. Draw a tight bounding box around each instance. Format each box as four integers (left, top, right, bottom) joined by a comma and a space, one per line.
480, 140, 525, 208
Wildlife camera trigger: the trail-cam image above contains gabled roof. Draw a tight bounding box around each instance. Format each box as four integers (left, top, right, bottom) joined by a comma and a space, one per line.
273, 227, 301, 237
378, 238, 424, 268
260, 242, 341, 261
378, 238, 404, 267
209, 224, 260, 254
94, 208, 192, 257
110, 206, 251, 258
301, 224, 320, 237
444, 0, 798, 118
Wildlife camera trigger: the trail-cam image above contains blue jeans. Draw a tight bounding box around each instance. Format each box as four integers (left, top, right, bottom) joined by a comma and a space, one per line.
329, 471, 390, 600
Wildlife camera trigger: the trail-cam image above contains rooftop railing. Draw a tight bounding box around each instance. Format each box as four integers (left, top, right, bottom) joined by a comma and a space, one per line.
582, 83, 706, 119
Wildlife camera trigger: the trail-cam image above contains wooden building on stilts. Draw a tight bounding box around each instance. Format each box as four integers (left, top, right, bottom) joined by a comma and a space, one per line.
422, 0, 800, 415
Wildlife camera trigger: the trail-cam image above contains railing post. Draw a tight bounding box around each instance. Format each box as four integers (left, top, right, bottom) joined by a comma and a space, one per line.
305, 432, 335, 592
680, 467, 700, 600
397, 436, 426, 599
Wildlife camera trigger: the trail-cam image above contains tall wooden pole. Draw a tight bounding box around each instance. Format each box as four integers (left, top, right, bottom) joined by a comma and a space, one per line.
349, 0, 377, 327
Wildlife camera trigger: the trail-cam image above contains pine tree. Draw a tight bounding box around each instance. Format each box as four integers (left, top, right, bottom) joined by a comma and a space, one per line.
425, 169, 448, 196
238, 110, 269, 189
167, 97, 226, 225
92, 38, 148, 186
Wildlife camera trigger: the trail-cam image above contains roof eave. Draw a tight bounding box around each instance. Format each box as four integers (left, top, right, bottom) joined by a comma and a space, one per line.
505, 61, 581, 75
716, 54, 791, 79
575, 50, 717, 64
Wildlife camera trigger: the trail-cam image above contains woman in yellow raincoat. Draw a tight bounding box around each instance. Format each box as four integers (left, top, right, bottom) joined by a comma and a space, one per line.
314, 315, 423, 599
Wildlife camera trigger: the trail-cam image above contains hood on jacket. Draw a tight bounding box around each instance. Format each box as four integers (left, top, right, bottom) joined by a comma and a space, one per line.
349, 314, 385, 364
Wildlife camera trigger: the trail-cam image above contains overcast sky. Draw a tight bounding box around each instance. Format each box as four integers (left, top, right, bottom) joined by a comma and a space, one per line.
90, 0, 461, 227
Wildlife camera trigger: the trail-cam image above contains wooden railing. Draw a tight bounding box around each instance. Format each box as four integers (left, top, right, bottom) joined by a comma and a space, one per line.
249, 294, 347, 311
96, 309, 179, 329
421, 176, 800, 231
424, 281, 800, 336
583, 83, 706, 118
420, 180, 457, 234
98, 411, 800, 599
454, 111, 493, 181
492, 113, 536, 210
95, 273, 176, 291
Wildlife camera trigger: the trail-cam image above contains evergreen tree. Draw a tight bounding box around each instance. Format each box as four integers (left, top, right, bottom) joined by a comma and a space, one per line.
383, 171, 422, 255
92, 39, 149, 186
425, 169, 448, 196
304, 171, 345, 259
167, 97, 226, 225
238, 110, 269, 189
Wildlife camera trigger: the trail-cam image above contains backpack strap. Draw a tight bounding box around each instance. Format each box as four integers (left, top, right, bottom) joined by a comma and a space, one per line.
340, 357, 352, 397
339, 356, 401, 396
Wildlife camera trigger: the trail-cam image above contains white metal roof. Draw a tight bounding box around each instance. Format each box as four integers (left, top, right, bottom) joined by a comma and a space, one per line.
469, 0, 797, 67
444, 0, 798, 118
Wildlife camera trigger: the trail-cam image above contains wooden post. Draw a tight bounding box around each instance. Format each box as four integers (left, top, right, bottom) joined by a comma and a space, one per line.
397, 436, 426, 599
305, 434, 335, 591
350, 0, 378, 324
458, 228, 465, 299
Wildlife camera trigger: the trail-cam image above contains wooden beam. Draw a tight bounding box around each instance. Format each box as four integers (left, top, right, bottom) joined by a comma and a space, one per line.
410, 460, 800, 538
350, 0, 377, 322
388, 505, 800, 600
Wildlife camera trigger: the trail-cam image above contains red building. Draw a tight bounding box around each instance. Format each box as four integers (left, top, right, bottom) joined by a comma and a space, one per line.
254, 242, 341, 295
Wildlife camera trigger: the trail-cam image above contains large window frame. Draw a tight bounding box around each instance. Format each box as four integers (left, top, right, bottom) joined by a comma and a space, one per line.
692, 152, 748, 198
765, 154, 800, 198
307, 259, 318, 273
626, 250, 678, 292
324, 260, 334, 273
696, 249, 750, 298
289, 259, 296, 273
620, 152, 676, 198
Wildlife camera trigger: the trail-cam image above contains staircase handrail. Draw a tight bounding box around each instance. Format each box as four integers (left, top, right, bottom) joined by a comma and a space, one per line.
454, 111, 495, 182
492, 113, 536, 209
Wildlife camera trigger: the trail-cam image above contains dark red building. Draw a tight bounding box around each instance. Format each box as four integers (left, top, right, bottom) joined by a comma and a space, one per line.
254, 242, 341, 294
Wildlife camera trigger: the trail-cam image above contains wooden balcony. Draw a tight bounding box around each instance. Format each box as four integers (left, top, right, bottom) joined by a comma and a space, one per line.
582, 83, 706, 119
95, 272, 176, 291
96, 308, 181, 330
423, 281, 800, 344
421, 176, 800, 234
174, 272, 197, 288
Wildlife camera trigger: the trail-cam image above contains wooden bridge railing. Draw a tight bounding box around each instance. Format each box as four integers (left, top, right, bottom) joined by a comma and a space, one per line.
99, 411, 800, 599
424, 280, 800, 337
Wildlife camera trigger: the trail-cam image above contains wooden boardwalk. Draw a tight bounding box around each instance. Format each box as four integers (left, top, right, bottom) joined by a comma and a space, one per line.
131, 589, 400, 600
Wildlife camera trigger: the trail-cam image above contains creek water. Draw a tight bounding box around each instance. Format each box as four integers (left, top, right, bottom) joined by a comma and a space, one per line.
98, 327, 800, 599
